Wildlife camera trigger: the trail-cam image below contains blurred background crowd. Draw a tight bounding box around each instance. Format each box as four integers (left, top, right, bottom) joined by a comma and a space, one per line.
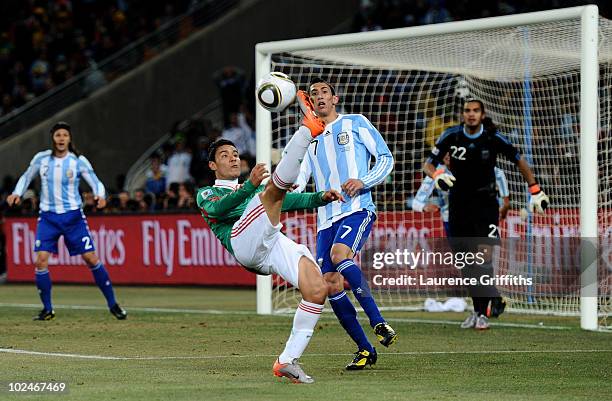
0, 0, 214, 117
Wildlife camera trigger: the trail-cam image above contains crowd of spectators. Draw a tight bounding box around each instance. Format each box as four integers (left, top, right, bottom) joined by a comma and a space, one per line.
0, 61, 256, 216
352, 0, 611, 32
0, 0, 222, 118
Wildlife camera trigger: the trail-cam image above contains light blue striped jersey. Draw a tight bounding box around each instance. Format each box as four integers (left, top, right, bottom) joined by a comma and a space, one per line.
412, 165, 450, 222
495, 166, 509, 199
296, 113, 393, 231
412, 166, 509, 222
12, 150, 106, 213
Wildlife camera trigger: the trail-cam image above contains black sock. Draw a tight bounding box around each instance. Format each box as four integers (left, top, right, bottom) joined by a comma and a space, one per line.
473, 298, 488, 316
471, 297, 480, 314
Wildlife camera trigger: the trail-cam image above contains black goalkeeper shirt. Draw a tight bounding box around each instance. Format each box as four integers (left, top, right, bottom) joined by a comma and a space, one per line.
427, 124, 521, 198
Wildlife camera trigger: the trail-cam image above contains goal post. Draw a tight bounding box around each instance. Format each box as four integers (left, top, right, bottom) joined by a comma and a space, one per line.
254, 5, 610, 331
255, 50, 273, 315
579, 6, 599, 330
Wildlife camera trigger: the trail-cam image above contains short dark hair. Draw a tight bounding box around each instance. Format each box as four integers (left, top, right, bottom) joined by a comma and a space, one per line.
463, 99, 498, 131
464, 98, 485, 113
309, 77, 336, 95
207, 138, 236, 162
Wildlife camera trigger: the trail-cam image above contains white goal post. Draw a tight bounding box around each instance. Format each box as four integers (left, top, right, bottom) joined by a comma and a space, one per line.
255, 5, 610, 331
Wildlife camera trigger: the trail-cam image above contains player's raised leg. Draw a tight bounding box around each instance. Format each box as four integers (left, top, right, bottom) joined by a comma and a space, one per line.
259, 90, 325, 226
270, 90, 325, 194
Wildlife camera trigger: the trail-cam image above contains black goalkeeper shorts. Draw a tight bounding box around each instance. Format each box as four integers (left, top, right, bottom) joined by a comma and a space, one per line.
447, 192, 500, 251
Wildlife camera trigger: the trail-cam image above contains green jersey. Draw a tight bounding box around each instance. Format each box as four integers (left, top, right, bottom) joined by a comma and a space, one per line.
196, 179, 327, 255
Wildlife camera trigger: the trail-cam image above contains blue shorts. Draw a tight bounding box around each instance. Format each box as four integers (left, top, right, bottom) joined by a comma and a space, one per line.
316, 210, 376, 274
35, 210, 96, 256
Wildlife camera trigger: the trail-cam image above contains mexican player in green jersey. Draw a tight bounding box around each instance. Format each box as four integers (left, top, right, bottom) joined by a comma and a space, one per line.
196, 94, 342, 384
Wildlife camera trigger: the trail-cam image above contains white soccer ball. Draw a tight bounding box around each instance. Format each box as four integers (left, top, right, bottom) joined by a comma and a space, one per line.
454, 78, 470, 99
256, 72, 297, 112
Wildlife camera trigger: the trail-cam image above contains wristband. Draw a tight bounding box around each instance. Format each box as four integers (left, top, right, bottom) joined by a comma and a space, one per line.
529, 183, 541, 194
433, 168, 446, 178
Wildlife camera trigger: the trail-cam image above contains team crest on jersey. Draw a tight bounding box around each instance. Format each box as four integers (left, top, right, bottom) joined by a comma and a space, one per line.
481, 149, 490, 160
66, 169, 74, 179
337, 132, 350, 145
200, 189, 213, 200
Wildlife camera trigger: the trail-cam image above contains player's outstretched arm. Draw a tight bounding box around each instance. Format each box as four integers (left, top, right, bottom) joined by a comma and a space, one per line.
321, 189, 345, 203
516, 157, 549, 213
516, 157, 537, 187
281, 189, 344, 212
10, 152, 46, 203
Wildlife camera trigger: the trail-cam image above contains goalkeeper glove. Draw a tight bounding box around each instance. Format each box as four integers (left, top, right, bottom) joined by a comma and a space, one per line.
528, 183, 549, 214
433, 168, 455, 191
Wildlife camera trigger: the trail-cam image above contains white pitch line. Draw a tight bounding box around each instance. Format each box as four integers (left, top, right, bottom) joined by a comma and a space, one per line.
1, 348, 610, 361
0, 303, 252, 315
0, 348, 127, 360
0, 303, 574, 330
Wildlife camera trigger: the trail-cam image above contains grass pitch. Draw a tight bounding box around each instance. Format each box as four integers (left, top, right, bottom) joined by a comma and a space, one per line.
1, 284, 611, 400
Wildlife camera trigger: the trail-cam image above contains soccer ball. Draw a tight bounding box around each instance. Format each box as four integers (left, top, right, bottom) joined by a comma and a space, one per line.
454, 78, 470, 99
256, 72, 297, 112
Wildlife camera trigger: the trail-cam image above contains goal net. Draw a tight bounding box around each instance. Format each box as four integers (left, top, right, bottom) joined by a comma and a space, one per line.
256, 6, 611, 330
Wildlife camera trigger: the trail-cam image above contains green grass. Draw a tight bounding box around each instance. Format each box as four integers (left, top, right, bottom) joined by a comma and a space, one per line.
1, 284, 611, 400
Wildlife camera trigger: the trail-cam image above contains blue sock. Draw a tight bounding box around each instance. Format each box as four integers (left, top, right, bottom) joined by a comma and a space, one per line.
89, 263, 117, 308
336, 259, 385, 328
329, 291, 374, 352
35, 269, 53, 311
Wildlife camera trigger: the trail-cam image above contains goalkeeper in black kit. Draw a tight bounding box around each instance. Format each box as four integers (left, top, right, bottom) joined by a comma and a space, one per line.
423, 99, 550, 330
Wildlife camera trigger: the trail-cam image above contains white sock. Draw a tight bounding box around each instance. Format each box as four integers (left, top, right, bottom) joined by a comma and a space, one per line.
272, 126, 312, 190
278, 299, 323, 363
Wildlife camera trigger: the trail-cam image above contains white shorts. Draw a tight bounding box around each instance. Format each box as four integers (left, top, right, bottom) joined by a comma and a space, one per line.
230, 195, 318, 288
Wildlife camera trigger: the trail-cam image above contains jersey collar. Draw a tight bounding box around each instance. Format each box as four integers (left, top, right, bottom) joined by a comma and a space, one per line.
52, 152, 71, 161
214, 179, 240, 190
328, 113, 342, 126
462, 124, 484, 139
